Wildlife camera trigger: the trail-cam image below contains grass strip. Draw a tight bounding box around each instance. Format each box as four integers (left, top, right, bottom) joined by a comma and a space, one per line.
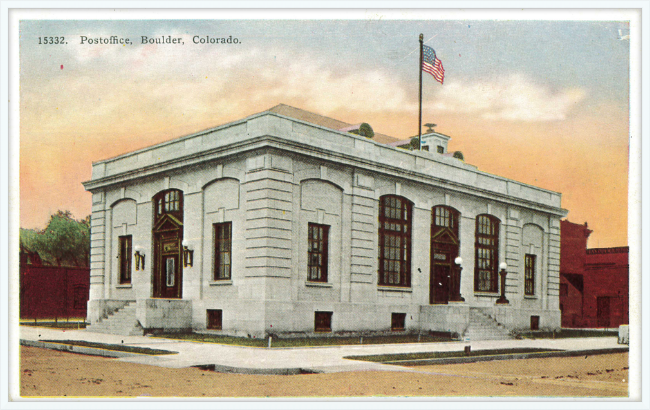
40, 340, 176, 355
517, 329, 618, 339
21, 322, 87, 329
154, 333, 455, 348
344, 348, 561, 363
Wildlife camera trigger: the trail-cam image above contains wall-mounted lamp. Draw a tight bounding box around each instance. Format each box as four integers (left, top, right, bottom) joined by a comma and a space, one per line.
134, 246, 146, 271
182, 239, 194, 268
496, 262, 509, 305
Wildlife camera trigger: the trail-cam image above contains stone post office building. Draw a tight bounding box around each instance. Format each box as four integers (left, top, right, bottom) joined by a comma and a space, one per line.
83, 104, 567, 338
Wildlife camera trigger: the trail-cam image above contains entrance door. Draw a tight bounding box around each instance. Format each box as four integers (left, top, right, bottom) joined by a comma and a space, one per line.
153, 228, 183, 298
430, 205, 460, 305
597, 296, 611, 327
152, 189, 184, 299
431, 262, 451, 304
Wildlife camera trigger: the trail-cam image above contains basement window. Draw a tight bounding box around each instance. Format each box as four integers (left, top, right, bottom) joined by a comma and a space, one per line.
391, 313, 406, 331
314, 311, 332, 332
207, 309, 223, 330
530, 315, 540, 331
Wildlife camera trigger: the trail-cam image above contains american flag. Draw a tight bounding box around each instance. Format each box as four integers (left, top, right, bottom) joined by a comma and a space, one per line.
422, 45, 444, 84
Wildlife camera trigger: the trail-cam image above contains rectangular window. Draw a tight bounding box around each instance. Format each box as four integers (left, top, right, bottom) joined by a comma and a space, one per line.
378, 196, 412, 287
474, 215, 499, 292
207, 309, 222, 330
118, 235, 132, 284
214, 222, 232, 280
524, 254, 536, 295
476, 247, 495, 291
308, 223, 329, 282
437, 145, 444, 154
314, 311, 332, 332
391, 313, 406, 331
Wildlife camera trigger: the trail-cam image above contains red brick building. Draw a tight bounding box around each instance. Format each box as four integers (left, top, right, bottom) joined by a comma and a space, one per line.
19, 245, 90, 320
559, 220, 629, 328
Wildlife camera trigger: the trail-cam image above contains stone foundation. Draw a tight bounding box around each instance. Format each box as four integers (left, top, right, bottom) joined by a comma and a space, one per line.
135, 299, 193, 332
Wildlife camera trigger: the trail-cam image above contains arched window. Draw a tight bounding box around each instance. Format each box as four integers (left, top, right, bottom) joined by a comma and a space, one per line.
432, 206, 460, 238
153, 189, 183, 223
474, 214, 500, 292
378, 195, 412, 287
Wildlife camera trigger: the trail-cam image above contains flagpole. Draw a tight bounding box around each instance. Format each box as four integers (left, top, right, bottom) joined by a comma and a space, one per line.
418, 33, 423, 151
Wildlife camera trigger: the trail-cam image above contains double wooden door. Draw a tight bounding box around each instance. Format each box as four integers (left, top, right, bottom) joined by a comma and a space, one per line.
152, 216, 183, 299
430, 223, 459, 304
431, 257, 452, 304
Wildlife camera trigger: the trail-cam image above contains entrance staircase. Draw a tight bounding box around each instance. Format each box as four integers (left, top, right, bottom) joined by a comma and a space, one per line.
85, 302, 144, 336
463, 308, 514, 341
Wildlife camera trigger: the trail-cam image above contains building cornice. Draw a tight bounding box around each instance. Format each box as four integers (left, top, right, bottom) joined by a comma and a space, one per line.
83, 112, 567, 217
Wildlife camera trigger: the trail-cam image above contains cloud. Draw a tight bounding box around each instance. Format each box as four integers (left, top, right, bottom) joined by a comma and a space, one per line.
56, 41, 416, 116
431, 74, 586, 121
25, 41, 590, 143
260, 57, 413, 114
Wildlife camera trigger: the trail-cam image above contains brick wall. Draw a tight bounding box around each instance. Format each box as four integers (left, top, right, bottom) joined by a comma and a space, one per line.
20, 265, 90, 320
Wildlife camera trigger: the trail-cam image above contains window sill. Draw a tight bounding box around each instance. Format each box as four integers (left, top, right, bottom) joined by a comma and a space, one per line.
115, 284, 132, 289
378, 286, 413, 293
209, 280, 233, 286
524, 294, 538, 299
474, 292, 499, 298
305, 281, 333, 288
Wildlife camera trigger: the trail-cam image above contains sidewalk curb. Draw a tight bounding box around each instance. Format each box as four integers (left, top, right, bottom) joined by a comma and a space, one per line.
194, 364, 323, 375
20, 339, 177, 358
379, 347, 630, 366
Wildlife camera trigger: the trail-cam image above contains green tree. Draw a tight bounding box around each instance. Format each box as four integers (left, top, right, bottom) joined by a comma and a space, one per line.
20, 210, 90, 267
358, 123, 374, 139
349, 123, 375, 139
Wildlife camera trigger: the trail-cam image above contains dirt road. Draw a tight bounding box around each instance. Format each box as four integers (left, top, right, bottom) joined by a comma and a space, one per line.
19, 346, 627, 398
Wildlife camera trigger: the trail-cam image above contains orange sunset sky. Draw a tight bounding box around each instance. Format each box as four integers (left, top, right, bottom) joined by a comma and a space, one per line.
18, 14, 631, 248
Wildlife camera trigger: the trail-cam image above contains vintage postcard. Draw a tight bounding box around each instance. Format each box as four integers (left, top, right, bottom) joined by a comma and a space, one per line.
4, 4, 645, 407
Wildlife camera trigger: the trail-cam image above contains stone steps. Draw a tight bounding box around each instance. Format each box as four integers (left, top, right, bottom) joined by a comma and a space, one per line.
86, 302, 144, 336
464, 308, 514, 341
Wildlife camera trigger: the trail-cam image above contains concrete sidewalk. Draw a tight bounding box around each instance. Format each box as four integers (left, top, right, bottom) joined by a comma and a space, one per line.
19, 326, 627, 374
